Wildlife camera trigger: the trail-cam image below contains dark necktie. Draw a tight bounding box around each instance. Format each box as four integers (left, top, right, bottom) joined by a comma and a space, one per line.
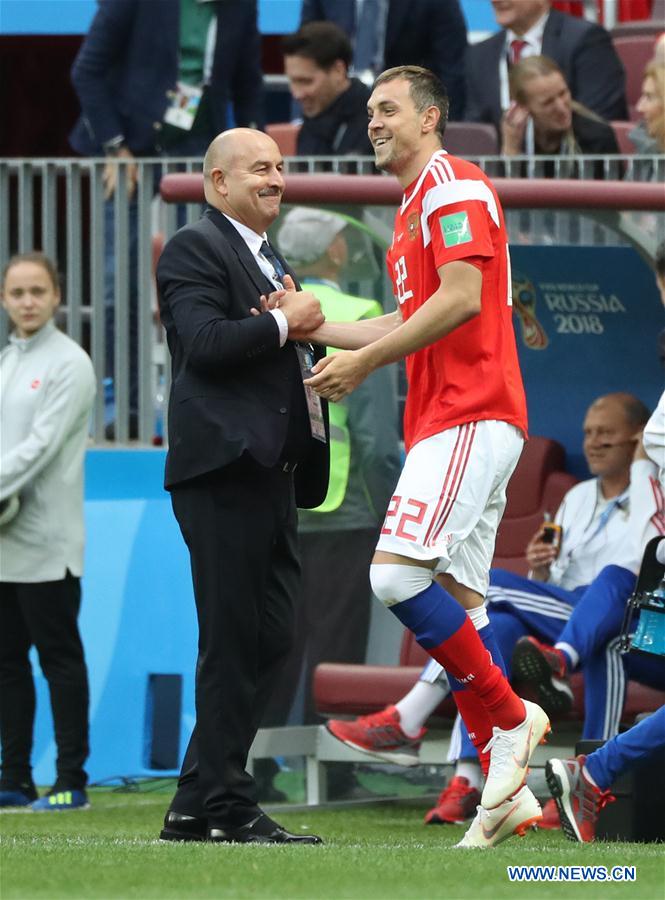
510, 39, 527, 65
260, 240, 286, 285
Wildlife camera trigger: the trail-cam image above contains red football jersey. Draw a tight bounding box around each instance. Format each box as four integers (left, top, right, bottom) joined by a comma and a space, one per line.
386, 150, 528, 451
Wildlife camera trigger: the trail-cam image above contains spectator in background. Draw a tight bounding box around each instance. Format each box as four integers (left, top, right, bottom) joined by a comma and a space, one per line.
630, 59, 665, 178
501, 56, 618, 176
0, 253, 96, 811
300, 0, 467, 120
69, 0, 264, 436
466, 0, 627, 132
283, 22, 373, 156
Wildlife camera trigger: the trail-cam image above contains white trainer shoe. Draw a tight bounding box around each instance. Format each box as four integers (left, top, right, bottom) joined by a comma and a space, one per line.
481, 699, 551, 809
454, 785, 542, 849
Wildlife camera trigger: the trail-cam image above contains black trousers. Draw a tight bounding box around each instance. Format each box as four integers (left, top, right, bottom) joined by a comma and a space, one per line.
0, 573, 89, 790
264, 528, 376, 727
168, 457, 300, 827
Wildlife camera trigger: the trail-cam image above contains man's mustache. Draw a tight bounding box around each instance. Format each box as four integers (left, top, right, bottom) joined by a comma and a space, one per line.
258, 188, 282, 197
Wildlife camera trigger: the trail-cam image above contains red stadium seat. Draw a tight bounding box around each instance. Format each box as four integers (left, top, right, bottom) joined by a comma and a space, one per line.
493, 436, 578, 576
266, 122, 301, 157
611, 120, 638, 153
612, 34, 659, 118
443, 122, 498, 157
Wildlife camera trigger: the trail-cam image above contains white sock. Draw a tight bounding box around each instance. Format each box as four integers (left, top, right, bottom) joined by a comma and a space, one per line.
395, 680, 449, 736
466, 604, 489, 631
454, 759, 482, 790
555, 641, 579, 670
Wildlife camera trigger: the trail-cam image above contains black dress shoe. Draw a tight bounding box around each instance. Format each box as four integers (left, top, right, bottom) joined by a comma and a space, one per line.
159, 810, 208, 842
208, 812, 322, 845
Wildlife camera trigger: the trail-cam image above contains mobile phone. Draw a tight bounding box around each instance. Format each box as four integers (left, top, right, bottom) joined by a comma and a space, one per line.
541, 522, 562, 551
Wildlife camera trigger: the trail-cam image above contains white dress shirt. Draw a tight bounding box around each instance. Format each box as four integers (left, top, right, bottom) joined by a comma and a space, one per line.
222, 213, 289, 346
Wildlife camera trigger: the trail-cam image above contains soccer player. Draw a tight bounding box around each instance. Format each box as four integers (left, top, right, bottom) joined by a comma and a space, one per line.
299, 65, 548, 847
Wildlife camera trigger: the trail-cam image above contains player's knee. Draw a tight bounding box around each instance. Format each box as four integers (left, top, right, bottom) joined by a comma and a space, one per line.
369, 563, 433, 607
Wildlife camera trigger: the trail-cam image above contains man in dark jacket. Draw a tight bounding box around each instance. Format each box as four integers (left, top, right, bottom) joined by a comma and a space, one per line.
466, 0, 627, 131
283, 22, 373, 157
69, 0, 264, 434
300, 0, 467, 120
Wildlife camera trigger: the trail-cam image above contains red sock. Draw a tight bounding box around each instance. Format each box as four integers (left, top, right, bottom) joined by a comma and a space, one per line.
427, 617, 525, 730
451, 691, 493, 775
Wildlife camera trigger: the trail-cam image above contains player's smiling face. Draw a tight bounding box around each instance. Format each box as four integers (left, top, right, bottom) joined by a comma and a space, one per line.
368, 78, 430, 179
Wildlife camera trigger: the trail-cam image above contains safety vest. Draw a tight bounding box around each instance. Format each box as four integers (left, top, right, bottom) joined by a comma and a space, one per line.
303, 281, 382, 514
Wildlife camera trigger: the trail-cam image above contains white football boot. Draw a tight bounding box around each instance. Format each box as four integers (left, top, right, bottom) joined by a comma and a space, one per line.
481, 699, 551, 809
455, 785, 542, 849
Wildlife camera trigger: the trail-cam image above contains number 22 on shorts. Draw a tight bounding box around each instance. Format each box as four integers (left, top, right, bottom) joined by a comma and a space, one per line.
381, 495, 428, 541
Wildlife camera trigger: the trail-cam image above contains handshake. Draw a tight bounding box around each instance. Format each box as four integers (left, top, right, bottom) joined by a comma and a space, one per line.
251, 273, 325, 341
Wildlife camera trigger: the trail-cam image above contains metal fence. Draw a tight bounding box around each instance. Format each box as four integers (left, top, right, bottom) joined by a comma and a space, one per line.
1, 153, 663, 445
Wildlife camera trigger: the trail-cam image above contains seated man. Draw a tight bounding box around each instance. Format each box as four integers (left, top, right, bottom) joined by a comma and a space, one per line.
465, 0, 627, 129
282, 21, 373, 157
500, 55, 619, 178
326, 392, 659, 828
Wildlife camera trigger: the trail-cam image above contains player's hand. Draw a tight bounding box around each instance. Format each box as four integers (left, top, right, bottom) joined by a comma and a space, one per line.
304, 350, 370, 402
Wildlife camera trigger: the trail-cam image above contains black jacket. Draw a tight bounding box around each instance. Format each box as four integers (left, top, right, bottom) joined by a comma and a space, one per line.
571, 111, 619, 155
70, 0, 263, 155
297, 79, 373, 156
157, 207, 329, 507
466, 8, 627, 130
301, 0, 467, 120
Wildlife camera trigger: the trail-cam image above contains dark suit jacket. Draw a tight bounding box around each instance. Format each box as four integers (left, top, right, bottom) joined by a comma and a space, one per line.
300, 0, 468, 120
69, 0, 263, 155
466, 8, 628, 130
157, 206, 329, 509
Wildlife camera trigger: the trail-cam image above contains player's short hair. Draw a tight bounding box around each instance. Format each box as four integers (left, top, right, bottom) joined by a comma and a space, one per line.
509, 55, 566, 105
2, 251, 60, 292
282, 21, 352, 71
656, 239, 665, 281
373, 65, 449, 141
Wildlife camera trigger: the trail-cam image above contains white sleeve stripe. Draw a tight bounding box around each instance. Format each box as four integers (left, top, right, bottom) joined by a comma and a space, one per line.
419, 179, 501, 247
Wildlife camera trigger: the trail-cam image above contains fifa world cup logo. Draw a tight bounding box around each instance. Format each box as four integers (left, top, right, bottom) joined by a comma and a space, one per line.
512, 273, 549, 350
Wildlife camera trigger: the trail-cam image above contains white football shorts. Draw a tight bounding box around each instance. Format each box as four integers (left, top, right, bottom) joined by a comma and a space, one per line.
376, 420, 524, 596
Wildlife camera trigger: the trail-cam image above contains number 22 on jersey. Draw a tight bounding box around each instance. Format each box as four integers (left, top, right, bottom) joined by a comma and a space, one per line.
394, 255, 413, 305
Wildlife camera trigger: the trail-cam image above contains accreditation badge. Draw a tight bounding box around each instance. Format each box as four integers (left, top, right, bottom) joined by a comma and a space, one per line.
163, 83, 203, 131
295, 344, 327, 443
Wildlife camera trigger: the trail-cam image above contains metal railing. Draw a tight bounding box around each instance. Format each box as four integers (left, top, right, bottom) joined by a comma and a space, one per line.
1, 154, 663, 444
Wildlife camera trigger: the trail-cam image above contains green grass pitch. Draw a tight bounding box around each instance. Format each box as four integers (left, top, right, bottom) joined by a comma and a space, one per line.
2, 789, 663, 900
